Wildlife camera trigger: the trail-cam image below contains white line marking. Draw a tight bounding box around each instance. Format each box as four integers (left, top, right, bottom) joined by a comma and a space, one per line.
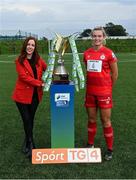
118, 60, 136, 63
0, 61, 14, 63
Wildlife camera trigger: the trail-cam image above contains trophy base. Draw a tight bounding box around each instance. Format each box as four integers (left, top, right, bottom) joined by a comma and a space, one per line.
53, 74, 69, 84
53, 80, 70, 84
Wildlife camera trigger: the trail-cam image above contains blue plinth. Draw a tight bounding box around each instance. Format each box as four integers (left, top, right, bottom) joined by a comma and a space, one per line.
50, 82, 75, 148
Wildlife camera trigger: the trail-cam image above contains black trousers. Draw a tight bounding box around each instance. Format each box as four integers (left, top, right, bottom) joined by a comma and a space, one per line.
16, 92, 39, 141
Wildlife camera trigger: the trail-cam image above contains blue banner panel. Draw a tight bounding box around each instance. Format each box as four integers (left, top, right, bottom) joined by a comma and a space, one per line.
50, 82, 75, 148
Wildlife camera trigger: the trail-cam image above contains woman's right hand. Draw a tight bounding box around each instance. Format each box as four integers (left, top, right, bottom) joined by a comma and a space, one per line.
41, 83, 45, 87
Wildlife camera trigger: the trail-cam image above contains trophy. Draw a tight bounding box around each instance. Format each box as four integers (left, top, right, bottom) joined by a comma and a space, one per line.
42, 32, 85, 92
53, 33, 69, 84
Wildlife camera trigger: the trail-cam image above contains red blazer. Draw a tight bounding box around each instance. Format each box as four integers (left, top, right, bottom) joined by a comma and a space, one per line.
12, 57, 47, 104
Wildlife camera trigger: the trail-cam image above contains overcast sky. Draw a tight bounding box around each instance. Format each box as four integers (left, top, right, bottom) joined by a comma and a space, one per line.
0, 0, 136, 38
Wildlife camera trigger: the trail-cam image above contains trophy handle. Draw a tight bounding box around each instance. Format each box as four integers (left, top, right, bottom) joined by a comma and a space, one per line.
61, 39, 68, 56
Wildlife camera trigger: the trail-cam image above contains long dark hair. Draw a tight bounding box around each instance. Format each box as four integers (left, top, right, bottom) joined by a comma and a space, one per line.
18, 36, 40, 65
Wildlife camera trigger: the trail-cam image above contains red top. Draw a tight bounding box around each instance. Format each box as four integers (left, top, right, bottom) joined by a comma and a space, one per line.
12, 57, 47, 104
83, 46, 117, 96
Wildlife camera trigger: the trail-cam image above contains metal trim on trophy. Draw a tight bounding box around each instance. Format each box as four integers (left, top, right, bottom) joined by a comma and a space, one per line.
53, 33, 69, 84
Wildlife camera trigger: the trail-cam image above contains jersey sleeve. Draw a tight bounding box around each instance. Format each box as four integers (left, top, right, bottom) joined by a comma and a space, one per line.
108, 51, 118, 63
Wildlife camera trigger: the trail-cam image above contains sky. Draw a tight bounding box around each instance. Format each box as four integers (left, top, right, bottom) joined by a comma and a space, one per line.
0, 0, 136, 39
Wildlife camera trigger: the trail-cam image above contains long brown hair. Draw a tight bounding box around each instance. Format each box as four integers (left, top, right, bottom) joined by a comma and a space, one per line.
18, 36, 40, 64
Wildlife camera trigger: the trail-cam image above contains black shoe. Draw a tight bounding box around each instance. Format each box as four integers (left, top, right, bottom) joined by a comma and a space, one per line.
22, 138, 29, 154
26, 141, 35, 158
86, 143, 94, 148
104, 149, 113, 161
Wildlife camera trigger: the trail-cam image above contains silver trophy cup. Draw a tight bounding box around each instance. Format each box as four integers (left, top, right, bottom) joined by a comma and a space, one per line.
53, 34, 69, 84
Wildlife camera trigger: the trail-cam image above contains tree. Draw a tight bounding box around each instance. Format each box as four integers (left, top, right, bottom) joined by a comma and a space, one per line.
79, 22, 128, 38
104, 22, 128, 36
42, 36, 48, 41
78, 29, 92, 38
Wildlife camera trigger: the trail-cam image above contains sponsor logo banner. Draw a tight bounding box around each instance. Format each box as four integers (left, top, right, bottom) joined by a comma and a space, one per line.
55, 93, 70, 107
32, 148, 102, 164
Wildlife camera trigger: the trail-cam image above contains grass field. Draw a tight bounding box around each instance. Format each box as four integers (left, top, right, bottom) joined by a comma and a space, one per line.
0, 53, 136, 179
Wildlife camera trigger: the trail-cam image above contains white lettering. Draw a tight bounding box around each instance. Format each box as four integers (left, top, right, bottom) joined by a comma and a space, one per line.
36, 152, 42, 161
49, 151, 56, 161
41, 154, 48, 163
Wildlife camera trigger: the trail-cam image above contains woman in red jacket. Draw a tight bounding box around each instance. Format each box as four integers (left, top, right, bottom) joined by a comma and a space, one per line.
12, 36, 47, 159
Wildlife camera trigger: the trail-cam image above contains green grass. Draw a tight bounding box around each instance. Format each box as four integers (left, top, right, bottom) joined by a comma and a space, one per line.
0, 53, 136, 179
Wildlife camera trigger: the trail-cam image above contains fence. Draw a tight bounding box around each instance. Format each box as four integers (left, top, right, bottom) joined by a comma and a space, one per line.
0, 30, 38, 40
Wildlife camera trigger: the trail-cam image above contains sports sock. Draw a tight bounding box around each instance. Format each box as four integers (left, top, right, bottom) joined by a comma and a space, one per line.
103, 126, 114, 151
88, 121, 97, 145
